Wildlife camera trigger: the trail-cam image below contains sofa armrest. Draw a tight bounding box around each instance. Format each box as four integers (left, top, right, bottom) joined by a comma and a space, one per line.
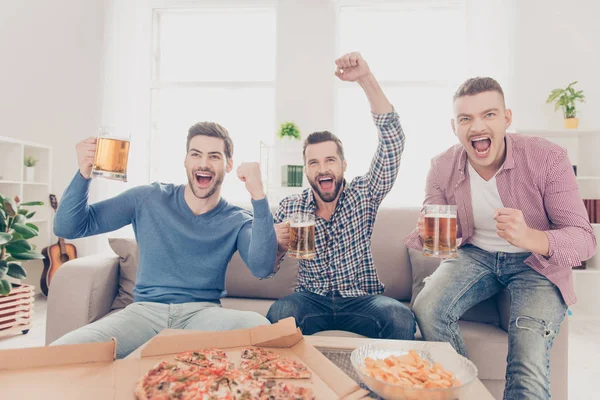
45, 253, 120, 345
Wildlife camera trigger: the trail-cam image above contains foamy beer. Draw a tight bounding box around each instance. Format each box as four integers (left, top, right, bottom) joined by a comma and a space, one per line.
288, 213, 316, 260
423, 205, 458, 258
91, 127, 131, 182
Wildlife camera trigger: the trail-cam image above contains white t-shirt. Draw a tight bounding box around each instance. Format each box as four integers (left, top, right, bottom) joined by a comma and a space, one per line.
468, 162, 527, 253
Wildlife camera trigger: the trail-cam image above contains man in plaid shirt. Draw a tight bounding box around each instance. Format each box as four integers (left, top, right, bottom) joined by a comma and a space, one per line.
266, 53, 416, 340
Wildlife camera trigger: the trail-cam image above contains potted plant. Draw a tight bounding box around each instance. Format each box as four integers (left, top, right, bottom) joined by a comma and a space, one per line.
24, 156, 38, 182
277, 121, 301, 141
276, 122, 303, 187
546, 81, 585, 129
0, 194, 44, 295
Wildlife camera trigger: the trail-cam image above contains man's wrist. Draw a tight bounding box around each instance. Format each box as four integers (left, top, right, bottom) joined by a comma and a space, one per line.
525, 228, 550, 257
250, 190, 266, 201
357, 72, 377, 88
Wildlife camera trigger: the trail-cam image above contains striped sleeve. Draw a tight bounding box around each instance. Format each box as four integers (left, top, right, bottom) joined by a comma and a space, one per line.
404, 157, 448, 250
538, 150, 597, 267
365, 110, 405, 204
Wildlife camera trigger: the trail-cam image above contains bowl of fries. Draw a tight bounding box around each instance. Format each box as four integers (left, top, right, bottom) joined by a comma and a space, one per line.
351, 343, 478, 400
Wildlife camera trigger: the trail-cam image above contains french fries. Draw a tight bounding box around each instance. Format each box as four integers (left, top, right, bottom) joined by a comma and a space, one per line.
360, 350, 461, 389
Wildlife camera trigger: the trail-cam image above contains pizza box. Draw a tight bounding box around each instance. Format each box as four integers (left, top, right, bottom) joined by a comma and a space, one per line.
0, 317, 369, 399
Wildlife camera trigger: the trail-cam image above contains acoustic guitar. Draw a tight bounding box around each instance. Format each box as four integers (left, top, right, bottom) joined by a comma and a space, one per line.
40, 194, 77, 296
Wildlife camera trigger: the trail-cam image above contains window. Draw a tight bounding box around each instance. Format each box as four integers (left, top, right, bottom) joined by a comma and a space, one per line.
151, 7, 276, 203
336, 1, 467, 207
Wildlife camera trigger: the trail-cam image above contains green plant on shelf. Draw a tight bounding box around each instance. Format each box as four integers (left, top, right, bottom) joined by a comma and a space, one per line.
546, 81, 585, 119
0, 194, 44, 295
24, 156, 38, 167
277, 122, 301, 141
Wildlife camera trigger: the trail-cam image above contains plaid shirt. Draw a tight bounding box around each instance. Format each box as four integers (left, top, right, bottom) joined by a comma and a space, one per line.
274, 110, 405, 297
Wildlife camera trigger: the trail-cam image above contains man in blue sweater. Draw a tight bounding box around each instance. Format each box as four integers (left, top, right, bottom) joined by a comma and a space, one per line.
52, 122, 277, 358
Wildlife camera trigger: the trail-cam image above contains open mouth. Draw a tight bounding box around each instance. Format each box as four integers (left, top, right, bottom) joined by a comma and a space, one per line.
317, 175, 334, 192
471, 136, 491, 158
195, 171, 214, 188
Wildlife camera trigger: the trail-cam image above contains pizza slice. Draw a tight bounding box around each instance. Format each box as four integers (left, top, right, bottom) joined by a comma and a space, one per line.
225, 370, 265, 400
249, 359, 312, 380
239, 347, 281, 370
176, 348, 232, 375
135, 361, 203, 400
185, 375, 233, 400
260, 380, 315, 400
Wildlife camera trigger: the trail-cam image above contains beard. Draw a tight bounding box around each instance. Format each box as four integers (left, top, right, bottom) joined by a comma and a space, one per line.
309, 173, 344, 203
187, 167, 225, 199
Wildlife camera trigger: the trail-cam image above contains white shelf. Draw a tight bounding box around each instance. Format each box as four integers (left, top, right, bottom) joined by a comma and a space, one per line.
0, 180, 22, 185
22, 181, 49, 186
27, 219, 49, 224
573, 269, 600, 275
515, 129, 600, 138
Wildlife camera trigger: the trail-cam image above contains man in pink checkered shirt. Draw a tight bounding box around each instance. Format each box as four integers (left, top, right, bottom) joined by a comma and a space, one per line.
404, 77, 596, 400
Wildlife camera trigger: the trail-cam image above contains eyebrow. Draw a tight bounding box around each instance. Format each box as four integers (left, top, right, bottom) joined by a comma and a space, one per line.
457, 108, 500, 119
188, 148, 223, 156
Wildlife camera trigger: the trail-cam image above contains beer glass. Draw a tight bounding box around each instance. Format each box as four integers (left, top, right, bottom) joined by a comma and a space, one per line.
288, 213, 316, 260
91, 126, 131, 182
423, 205, 458, 258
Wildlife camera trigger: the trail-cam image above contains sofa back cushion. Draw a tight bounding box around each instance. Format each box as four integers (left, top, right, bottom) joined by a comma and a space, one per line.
108, 238, 138, 309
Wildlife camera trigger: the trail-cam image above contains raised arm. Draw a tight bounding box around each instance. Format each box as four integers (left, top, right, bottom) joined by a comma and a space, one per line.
335, 52, 405, 203
235, 162, 278, 278
54, 138, 145, 239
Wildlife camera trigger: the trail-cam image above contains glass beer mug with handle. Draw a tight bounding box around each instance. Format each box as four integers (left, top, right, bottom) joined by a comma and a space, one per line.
287, 213, 316, 260
423, 205, 458, 258
91, 126, 131, 182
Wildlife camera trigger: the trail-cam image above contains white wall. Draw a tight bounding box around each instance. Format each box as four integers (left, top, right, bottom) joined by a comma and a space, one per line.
510, 0, 600, 130
0, 0, 107, 259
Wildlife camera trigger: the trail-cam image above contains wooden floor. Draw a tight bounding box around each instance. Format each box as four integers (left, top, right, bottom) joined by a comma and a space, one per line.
0, 295, 598, 400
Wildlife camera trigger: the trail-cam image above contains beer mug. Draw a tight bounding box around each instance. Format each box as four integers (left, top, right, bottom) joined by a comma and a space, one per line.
91, 126, 131, 182
423, 205, 458, 258
288, 213, 316, 260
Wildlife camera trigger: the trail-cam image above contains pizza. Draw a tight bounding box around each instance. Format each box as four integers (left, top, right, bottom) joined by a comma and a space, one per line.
260, 380, 315, 400
135, 347, 315, 400
239, 347, 280, 370
134, 361, 205, 400
248, 359, 312, 380
175, 348, 233, 374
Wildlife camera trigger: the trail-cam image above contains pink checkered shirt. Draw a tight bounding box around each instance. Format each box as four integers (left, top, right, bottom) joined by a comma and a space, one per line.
404, 133, 597, 306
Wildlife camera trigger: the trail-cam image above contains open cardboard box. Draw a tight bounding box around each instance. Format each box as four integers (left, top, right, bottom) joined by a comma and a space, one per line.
0, 318, 369, 399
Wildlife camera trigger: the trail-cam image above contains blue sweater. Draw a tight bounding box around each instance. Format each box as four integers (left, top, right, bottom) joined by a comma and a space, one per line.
54, 172, 277, 304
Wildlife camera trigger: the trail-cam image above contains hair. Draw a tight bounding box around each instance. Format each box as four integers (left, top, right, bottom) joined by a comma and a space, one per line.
303, 131, 345, 161
186, 122, 233, 159
453, 77, 505, 103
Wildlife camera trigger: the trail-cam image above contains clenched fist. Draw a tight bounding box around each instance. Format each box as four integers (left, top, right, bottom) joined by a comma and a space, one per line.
275, 220, 290, 254
494, 208, 532, 249
76, 137, 97, 179
334, 52, 372, 83
237, 162, 265, 200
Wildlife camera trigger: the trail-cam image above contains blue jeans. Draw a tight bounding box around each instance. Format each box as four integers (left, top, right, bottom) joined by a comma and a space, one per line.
266, 291, 416, 340
412, 245, 567, 400
51, 302, 270, 358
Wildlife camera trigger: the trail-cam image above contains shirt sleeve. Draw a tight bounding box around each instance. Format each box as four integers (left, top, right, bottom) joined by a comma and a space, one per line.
363, 109, 406, 204
404, 158, 448, 250
53, 172, 150, 239
236, 197, 278, 279
536, 150, 597, 267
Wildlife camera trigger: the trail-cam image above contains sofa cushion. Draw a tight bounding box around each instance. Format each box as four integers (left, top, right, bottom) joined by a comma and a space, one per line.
408, 248, 500, 326
225, 252, 298, 299
108, 238, 138, 310
370, 207, 418, 301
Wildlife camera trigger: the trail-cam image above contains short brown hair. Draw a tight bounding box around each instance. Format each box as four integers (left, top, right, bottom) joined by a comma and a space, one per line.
187, 122, 233, 159
453, 77, 505, 103
303, 131, 345, 162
